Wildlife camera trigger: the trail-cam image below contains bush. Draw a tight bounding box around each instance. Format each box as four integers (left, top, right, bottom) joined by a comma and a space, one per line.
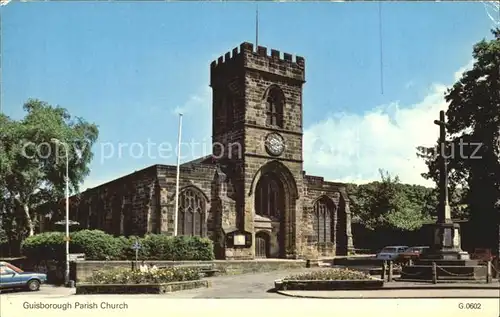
169, 235, 214, 260
137, 235, 214, 260
140, 234, 174, 260
85, 267, 201, 284
285, 268, 371, 281
21, 231, 215, 261
115, 236, 136, 260
21, 231, 66, 260
71, 230, 123, 260
21, 230, 122, 261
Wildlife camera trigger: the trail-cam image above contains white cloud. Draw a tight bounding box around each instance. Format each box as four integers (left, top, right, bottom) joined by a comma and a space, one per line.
303, 60, 475, 186
173, 86, 211, 116
453, 60, 475, 82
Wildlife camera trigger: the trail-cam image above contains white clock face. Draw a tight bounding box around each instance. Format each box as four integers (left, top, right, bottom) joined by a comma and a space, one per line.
265, 133, 285, 156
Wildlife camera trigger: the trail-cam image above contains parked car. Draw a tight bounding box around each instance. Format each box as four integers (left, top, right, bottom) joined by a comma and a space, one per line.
376, 246, 408, 260
0, 261, 23, 273
397, 246, 429, 262
0, 261, 47, 291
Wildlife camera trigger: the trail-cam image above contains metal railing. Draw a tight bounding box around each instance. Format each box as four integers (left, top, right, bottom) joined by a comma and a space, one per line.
379, 260, 497, 284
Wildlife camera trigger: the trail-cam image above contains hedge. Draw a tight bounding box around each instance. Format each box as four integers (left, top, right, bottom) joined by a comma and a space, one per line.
21, 230, 215, 261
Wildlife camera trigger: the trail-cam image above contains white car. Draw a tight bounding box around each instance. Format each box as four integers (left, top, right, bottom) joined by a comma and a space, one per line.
376, 246, 408, 260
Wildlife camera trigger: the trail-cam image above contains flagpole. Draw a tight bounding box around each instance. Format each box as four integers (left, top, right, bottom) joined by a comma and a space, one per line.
255, 4, 259, 47
174, 113, 183, 237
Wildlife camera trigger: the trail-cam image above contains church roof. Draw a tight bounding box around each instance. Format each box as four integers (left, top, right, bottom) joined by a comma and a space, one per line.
180, 155, 215, 166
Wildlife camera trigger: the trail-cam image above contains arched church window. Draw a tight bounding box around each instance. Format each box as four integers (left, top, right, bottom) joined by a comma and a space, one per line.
255, 174, 282, 219
178, 187, 205, 237
313, 197, 334, 244
265, 87, 284, 128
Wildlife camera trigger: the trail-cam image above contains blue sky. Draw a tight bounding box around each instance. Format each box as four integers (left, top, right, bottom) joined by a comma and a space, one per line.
1, 1, 496, 189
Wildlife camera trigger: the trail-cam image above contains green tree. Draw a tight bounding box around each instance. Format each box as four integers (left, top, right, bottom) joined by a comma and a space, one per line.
348, 169, 431, 231
0, 228, 7, 245
348, 180, 466, 226
417, 29, 500, 248
0, 99, 98, 239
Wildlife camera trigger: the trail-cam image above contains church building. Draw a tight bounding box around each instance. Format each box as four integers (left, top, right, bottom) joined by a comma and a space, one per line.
62, 42, 354, 259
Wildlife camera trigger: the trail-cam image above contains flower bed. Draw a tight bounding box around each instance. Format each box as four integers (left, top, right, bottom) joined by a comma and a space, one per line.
274, 268, 383, 291
85, 266, 201, 284
76, 266, 209, 294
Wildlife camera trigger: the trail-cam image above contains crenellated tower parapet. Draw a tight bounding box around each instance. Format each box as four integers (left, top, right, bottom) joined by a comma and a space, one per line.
210, 42, 305, 87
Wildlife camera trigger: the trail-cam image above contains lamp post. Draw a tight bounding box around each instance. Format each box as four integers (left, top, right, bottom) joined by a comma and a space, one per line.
173, 113, 183, 237
51, 138, 70, 286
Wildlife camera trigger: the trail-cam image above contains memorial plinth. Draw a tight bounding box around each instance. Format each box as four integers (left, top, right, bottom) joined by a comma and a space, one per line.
425, 221, 469, 260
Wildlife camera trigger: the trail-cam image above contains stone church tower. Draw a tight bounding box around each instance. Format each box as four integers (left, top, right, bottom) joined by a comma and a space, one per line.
210, 43, 306, 258
56, 42, 354, 260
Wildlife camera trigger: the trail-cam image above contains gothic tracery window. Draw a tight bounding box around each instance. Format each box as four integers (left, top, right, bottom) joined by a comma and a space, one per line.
313, 197, 334, 244
265, 87, 284, 128
177, 187, 206, 237
255, 174, 282, 219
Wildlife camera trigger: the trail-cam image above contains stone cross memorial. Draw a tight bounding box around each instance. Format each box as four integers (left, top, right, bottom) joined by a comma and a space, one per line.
427, 110, 469, 260
401, 112, 485, 281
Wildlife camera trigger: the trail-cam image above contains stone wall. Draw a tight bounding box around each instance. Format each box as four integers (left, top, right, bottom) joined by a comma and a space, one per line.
61, 163, 217, 237
69, 165, 158, 236
301, 174, 354, 257
156, 163, 216, 236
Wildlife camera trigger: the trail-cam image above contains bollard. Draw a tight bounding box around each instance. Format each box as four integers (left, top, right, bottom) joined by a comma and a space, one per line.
388, 261, 394, 282
432, 262, 437, 284
486, 261, 492, 283
381, 260, 387, 281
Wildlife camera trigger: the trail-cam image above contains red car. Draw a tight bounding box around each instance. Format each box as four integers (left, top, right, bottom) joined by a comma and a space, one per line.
397, 246, 429, 263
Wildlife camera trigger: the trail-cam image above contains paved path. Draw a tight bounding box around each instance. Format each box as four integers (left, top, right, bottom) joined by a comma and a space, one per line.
0, 268, 316, 299
1, 268, 498, 299
279, 288, 500, 299
155, 268, 319, 298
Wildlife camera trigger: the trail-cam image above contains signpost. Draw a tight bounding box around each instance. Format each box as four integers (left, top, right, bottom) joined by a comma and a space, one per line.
131, 239, 141, 270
